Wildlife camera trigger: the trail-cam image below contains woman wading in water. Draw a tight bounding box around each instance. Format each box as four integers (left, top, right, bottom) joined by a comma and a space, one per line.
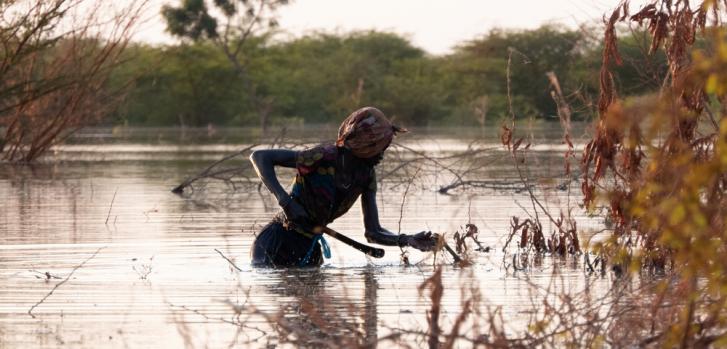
250, 107, 436, 267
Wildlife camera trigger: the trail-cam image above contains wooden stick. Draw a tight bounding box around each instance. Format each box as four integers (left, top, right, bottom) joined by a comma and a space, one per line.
307, 225, 385, 258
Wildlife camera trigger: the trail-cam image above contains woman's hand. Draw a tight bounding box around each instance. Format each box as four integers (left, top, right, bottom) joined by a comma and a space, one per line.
405, 231, 437, 251
281, 198, 308, 223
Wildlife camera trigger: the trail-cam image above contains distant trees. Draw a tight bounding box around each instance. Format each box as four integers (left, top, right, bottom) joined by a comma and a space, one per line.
113, 31, 443, 127
162, 0, 291, 131
109, 24, 667, 128
259, 31, 441, 125
113, 42, 249, 126
449, 25, 591, 120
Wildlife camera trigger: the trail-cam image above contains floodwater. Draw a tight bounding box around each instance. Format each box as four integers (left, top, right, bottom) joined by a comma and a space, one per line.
1, 124, 613, 348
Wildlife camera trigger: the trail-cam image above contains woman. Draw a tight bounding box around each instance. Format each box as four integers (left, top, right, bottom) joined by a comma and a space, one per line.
249, 106, 436, 267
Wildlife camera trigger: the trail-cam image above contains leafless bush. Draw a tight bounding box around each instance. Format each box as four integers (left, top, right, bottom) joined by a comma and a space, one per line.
0, 0, 147, 162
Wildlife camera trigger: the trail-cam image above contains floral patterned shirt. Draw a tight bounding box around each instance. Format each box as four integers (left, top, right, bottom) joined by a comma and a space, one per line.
290, 144, 376, 226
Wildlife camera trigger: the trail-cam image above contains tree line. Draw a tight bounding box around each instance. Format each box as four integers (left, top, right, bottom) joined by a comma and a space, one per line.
110, 25, 667, 127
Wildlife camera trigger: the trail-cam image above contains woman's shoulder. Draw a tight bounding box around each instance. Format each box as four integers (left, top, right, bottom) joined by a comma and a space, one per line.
297, 143, 337, 162
296, 143, 337, 175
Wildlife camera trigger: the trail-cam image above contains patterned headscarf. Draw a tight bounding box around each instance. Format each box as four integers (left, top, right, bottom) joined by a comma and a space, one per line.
336, 107, 406, 158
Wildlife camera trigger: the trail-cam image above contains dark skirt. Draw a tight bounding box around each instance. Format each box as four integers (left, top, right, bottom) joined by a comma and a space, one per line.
251, 219, 323, 268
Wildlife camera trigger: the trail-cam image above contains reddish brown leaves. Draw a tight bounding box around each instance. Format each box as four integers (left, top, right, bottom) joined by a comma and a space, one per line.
505, 215, 579, 257
583, 0, 725, 270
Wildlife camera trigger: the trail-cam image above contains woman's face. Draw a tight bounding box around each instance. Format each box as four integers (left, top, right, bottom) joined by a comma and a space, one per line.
344, 145, 385, 166
364, 151, 385, 166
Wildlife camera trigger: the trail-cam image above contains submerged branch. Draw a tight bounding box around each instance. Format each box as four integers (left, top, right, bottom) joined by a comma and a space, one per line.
214, 248, 243, 272
28, 246, 105, 318
438, 179, 533, 194
171, 144, 258, 194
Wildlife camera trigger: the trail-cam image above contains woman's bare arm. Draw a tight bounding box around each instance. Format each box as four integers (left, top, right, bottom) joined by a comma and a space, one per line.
249, 149, 310, 224
249, 149, 297, 206
361, 189, 436, 251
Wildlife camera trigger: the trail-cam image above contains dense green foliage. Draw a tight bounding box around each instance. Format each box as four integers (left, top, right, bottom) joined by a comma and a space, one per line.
110, 25, 663, 127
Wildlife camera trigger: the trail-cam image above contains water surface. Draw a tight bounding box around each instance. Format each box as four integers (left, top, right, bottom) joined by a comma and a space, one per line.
0, 124, 613, 348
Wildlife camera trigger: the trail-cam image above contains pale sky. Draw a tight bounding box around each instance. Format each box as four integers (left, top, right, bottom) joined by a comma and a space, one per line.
132, 0, 647, 54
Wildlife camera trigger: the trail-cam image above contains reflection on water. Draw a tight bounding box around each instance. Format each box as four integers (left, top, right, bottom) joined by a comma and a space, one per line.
0, 125, 614, 348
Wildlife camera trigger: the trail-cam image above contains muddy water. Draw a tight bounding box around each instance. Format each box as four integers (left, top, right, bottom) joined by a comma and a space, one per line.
0, 125, 612, 348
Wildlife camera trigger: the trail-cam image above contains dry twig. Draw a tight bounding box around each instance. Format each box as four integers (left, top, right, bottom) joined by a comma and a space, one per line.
28, 246, 105, 318
214, 248, 243, 272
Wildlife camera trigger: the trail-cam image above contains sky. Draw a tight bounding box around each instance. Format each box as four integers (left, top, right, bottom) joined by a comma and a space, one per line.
132, 0, 648, 54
